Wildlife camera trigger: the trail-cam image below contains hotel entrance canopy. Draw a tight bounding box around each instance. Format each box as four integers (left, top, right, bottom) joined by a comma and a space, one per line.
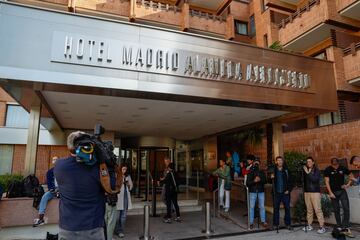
0, 1, 338, 140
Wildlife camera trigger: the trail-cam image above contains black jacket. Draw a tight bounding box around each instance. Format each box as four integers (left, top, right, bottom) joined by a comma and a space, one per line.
246, 168, 267, 193
303, 167, 321, 193
161, 169, 178, 195
273, 167, 294, 194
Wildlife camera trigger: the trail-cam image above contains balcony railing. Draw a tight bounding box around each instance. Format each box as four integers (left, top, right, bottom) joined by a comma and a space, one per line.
278, 0, 320, 29
343, 42, 360, 56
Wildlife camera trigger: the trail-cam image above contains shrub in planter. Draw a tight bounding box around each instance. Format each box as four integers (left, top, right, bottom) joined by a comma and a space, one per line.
0, 173, 24, 192
294, 193, 333, 222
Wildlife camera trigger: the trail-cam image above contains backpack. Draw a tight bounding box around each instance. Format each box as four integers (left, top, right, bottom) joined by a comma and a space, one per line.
6, 180, 24, 198
46, 232, 58, 240
23, 174, 40, 197
33, 185, 45, 209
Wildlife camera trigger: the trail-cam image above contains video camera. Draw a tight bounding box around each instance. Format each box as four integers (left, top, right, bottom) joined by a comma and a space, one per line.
74, 124, 117, 167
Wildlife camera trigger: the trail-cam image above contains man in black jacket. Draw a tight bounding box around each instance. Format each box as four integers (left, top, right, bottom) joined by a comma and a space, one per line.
303, 157, 326, 234
246, 161, 268, 229
271, 156, 293, 230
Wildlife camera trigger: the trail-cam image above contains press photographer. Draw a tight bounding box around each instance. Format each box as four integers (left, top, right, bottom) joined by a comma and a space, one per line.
246, 160, 268, 229
54, 126, 122, 240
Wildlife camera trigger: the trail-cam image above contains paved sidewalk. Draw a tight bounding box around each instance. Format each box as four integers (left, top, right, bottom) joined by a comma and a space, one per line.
216, 227, 360, 240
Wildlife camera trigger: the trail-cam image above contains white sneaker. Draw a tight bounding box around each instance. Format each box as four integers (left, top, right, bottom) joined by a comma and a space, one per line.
118, 233, 124, 238
317, 227, 326, 234
224, 208, 229, 213
302, 225, 313, 231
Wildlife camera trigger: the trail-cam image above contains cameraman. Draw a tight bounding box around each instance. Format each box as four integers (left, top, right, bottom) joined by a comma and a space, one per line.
246, 160, 268, 229
54, 131, 106, 240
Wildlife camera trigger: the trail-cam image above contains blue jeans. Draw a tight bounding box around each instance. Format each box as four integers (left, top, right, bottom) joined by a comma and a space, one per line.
249, 192, 266, 224
115, 210, 127, 234
39, 191, 55, 215
273, 192, 291, 226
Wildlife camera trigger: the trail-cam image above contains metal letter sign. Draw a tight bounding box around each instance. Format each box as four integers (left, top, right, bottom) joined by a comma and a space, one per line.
52, 31, 311, 90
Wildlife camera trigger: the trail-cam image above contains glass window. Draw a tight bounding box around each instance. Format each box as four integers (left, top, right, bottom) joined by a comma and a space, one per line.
235, 21, 248, 35
317, 112, 342, 127
249, 15, 256, 37
313, 51, 327, 60
0, 145, 14, 175
5, 105, 30, 128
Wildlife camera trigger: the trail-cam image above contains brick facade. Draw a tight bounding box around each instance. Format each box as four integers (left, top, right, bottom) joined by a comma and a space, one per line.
11, 144, 68, 183
283, 120, 360, 170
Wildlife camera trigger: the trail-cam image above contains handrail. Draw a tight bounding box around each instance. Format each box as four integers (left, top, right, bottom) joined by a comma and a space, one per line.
343, 42, 360, 56
212, 177, 220, 217
277, 0, 320, 29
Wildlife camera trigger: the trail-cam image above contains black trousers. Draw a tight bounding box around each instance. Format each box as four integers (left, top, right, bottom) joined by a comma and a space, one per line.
165, 191, 180, 219
331, 190, 350, 228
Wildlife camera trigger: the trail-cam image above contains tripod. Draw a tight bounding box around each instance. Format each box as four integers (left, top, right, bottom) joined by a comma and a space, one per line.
301, 166, 308, 233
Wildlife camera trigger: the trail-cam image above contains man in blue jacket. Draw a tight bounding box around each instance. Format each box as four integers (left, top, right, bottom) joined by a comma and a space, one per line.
33, 156, 59, 227
54, 131, 106, 240
271, 156, 293, 230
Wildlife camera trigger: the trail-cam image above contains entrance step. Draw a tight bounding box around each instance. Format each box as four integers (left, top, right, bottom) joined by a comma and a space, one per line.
128, 199, 202, 216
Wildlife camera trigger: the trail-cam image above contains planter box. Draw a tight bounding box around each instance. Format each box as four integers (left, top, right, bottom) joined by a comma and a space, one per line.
0, 197, 59, 227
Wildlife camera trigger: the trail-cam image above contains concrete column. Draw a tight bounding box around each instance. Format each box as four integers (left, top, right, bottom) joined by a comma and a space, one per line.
24, 99, 42, 175
272, 122, 283, 159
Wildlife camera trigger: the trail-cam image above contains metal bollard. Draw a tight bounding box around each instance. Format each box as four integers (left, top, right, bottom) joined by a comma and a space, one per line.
246, 187, 250, 230
140, 205, 153, 240
202, 202, 214, 235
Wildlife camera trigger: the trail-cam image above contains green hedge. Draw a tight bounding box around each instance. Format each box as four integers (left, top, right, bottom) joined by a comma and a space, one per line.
0, 174, 24, 192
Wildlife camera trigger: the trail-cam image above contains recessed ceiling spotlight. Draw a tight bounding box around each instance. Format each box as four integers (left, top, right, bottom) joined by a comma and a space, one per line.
58, 101, 68, 105
138, 107, 149, 110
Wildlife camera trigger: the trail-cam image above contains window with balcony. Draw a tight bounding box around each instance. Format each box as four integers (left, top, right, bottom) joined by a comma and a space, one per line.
235, 20, 248, 35
249, 15, 256, 37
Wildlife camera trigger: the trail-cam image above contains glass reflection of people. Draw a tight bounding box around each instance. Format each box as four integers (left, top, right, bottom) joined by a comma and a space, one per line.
213, 159, 231, 212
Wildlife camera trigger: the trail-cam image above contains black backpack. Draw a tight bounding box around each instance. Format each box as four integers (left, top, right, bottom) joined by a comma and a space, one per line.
46, 232, 58, 240
6, 180, 24, 198
33, 185, 45, 209
23, 174, 40, 197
